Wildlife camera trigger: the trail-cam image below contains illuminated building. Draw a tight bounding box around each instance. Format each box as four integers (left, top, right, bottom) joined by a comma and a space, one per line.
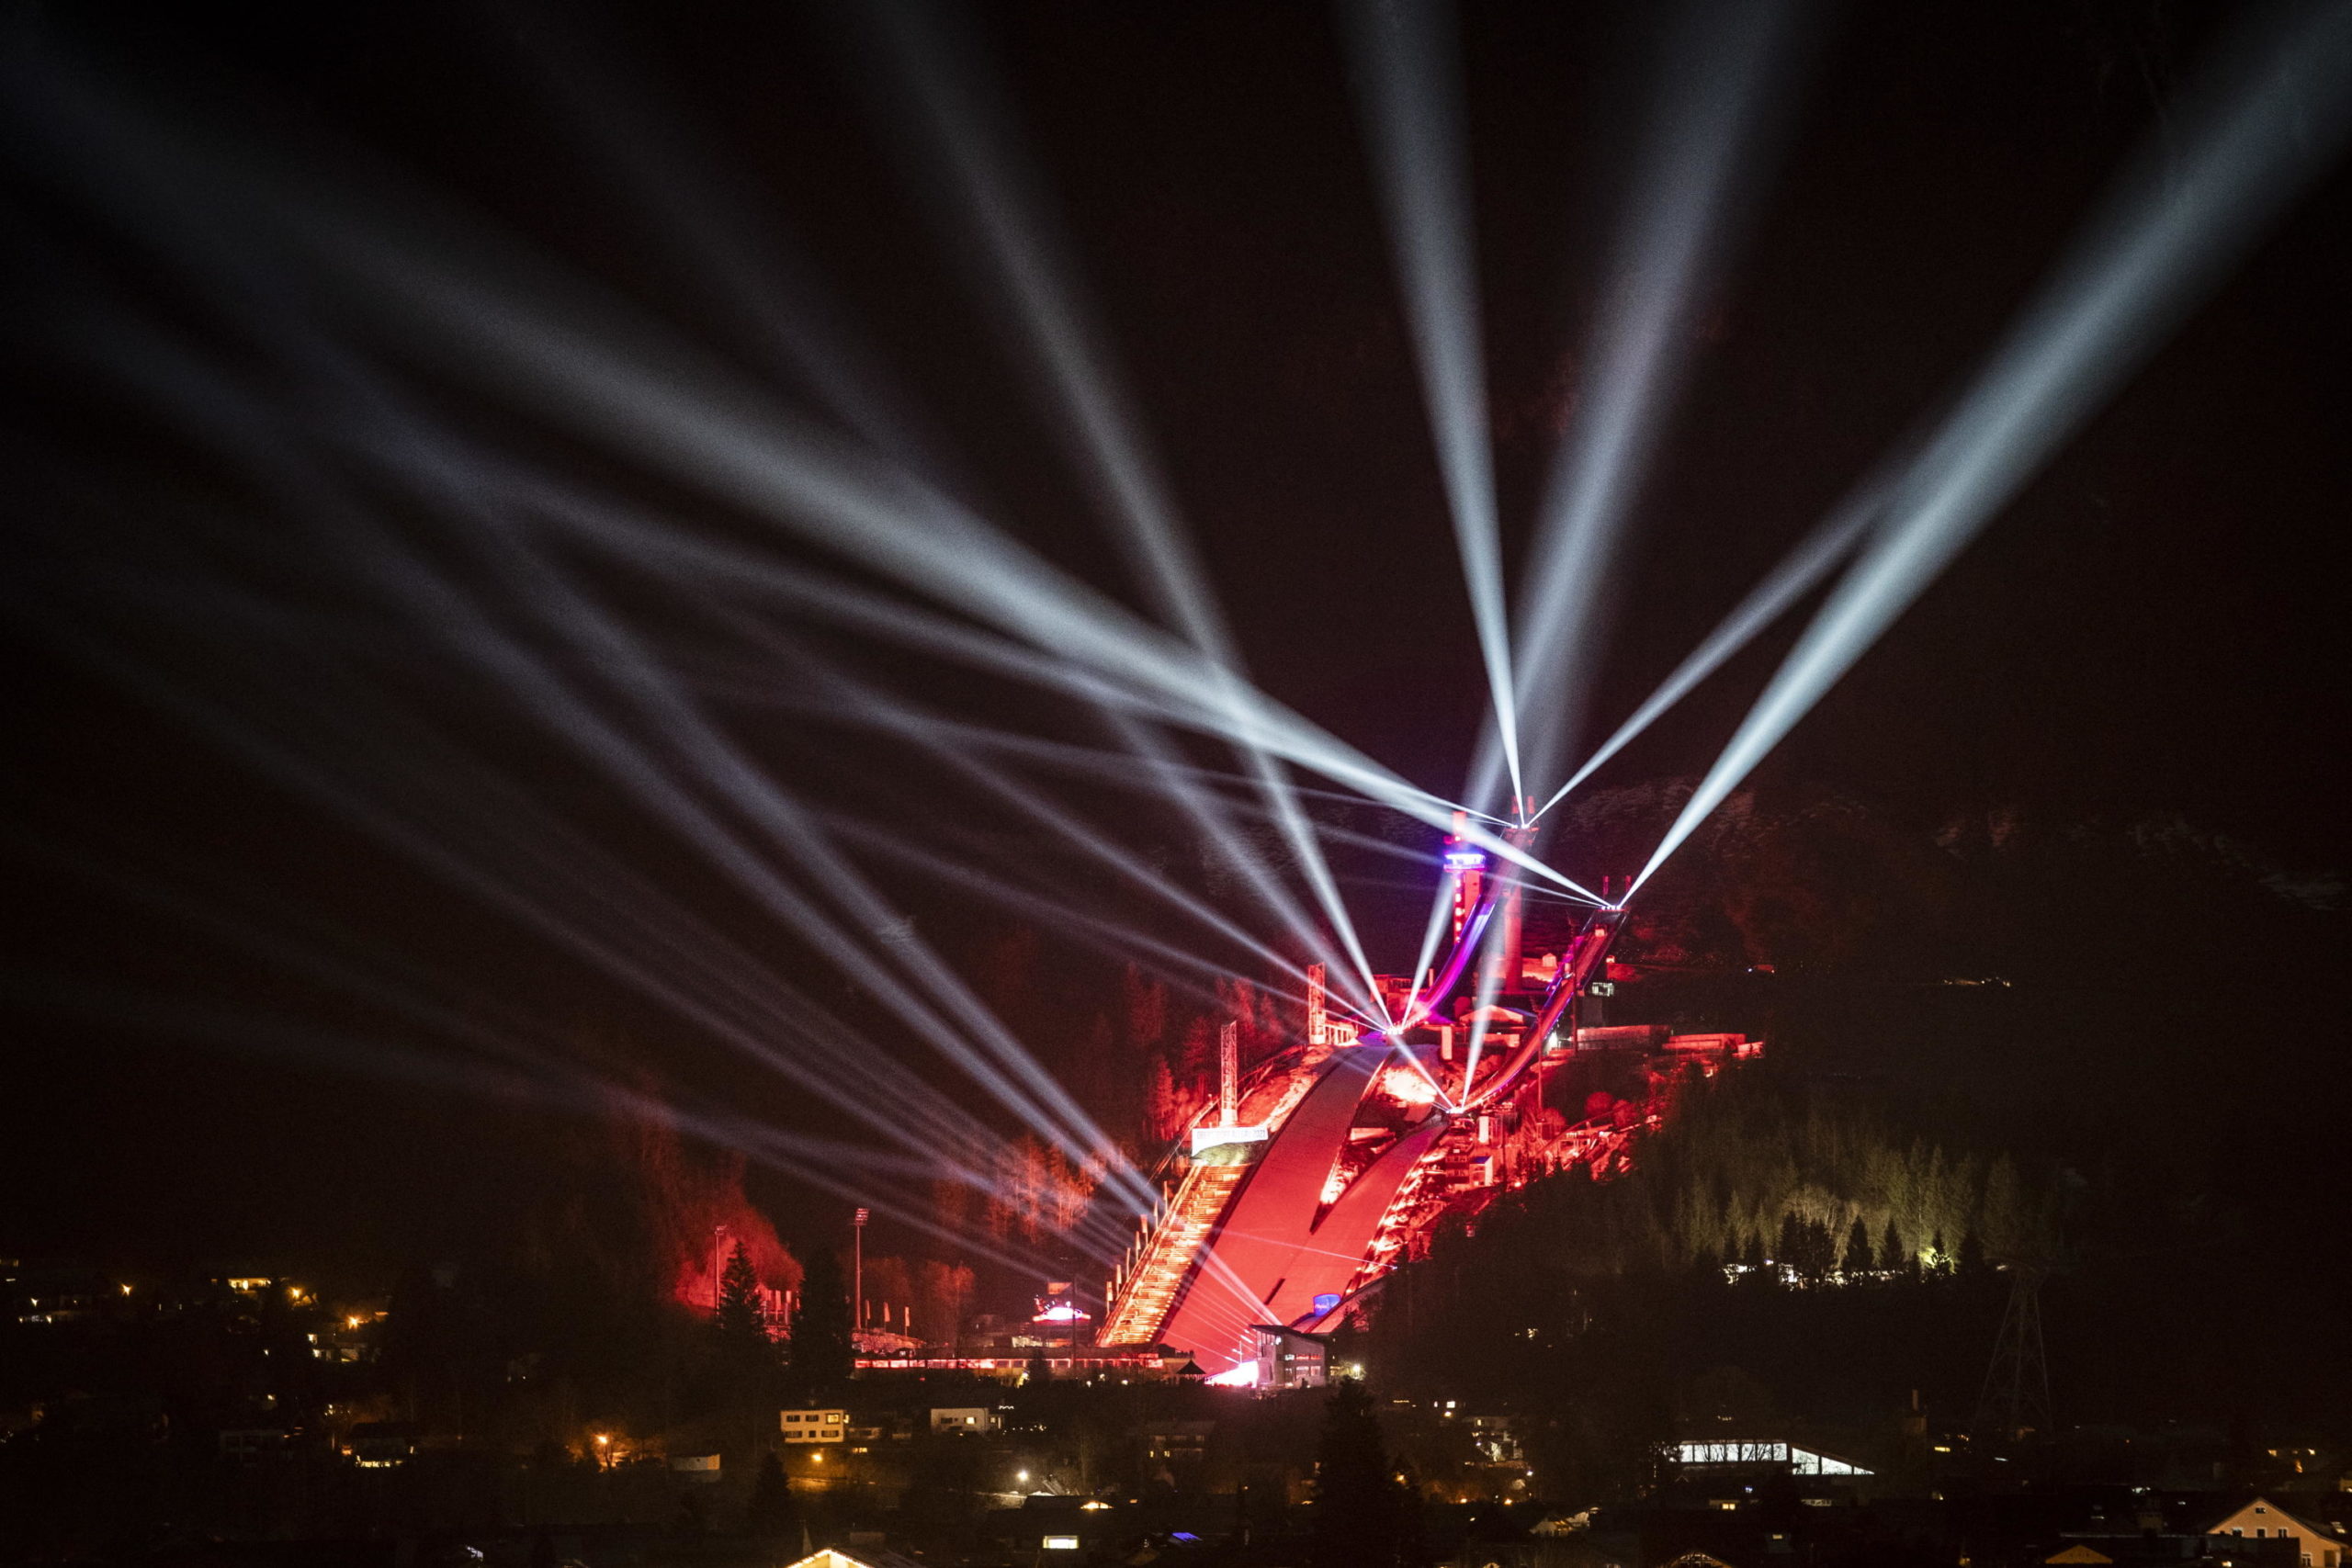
1247, 1324, 1329, 1390
928, 1406, 1002, 1435
2206, 1498, 2344, 1565
782, 1407, 848, 1444
1673, 1440, 1872, 1479
1099, 845, 1760, 1377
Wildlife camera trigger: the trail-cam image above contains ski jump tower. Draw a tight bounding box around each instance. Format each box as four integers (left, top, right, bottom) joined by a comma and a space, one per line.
1097, 826, 1630, 1377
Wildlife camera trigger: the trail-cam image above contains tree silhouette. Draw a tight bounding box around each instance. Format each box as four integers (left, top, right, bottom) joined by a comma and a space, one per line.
1803, 1218, 1836, 1282
787, 1247, 854, 1396
749, 1450, 800, 1539
1842, 1218, 1875, 1277
714, 1245, 771, 1359
1312, 1377, 1410, 1568
1774, 1213, 1804, 1276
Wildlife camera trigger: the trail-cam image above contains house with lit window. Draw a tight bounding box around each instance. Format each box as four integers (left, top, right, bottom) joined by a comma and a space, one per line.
780, 1407, 846, 1444
929, 1405, 1003, 1435
2208, 1498, 2346, 1567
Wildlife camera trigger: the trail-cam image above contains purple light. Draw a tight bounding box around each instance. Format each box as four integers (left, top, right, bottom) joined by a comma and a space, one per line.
1443, 851, 1485, 871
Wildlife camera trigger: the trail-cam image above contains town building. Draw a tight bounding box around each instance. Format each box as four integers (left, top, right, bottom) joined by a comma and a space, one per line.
2208, 1497, 2346, 1566
928, 1406, 1002, 1436
1248, 1324, 1329, 1390
781, 1407, 847, 1444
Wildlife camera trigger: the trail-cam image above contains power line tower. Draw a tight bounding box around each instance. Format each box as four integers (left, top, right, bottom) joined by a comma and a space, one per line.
1975, 1266, 2052, 1440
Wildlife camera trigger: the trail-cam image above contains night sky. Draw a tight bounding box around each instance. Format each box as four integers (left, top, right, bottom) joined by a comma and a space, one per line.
5, 0, 2348, 1282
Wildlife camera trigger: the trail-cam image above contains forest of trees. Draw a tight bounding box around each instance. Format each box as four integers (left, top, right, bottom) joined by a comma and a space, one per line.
1362, 1061, 2051, 1495
1528, 1062, 2058, 1278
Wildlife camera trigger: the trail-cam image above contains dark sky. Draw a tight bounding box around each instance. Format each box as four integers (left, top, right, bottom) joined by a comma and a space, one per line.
5, 0, 2348, 1278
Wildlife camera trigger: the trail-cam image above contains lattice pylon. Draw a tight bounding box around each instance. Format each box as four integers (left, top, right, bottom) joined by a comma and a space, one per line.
1974, 1267, 2052, 1439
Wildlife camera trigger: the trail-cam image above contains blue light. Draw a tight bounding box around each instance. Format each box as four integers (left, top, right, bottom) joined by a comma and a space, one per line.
1313, 1292, 1341, 1314
1443, 851, 1486, 872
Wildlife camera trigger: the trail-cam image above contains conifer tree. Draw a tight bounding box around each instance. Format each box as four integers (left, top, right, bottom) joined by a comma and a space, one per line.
749, 1450, 800, 1538
1312, 1377, 1408, 1568
1841, 1218, 1874, 1278
1803, 1218, 1836, 1282
714, 1244, 775, 1377
786, 1247, 854, 1396
1880, 1218, 1906, 1275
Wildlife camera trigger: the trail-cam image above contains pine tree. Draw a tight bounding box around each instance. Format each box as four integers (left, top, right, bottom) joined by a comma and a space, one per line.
1774, 1213, 1804, 1276
786, 1247, 854, 1397
748, 1450, 799, 1538
714, 1245, 771, 1358
1803, 1218, 1836, 1282
1122, 963, 1168, 1049
1879, 1218, 1906, 1275
1144, 1054, 1184, 1145
1312, 1377, 1405, 1568
1841, 1218, 1874, 1279
1979, 1154, 2025, 1262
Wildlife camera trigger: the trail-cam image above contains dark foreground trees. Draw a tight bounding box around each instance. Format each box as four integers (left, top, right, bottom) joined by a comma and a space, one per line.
1312, 1377, 1424, 1568
787, 1247, 854, 1397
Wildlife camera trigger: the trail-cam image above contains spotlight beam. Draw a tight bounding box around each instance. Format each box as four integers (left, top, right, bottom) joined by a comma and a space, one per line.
1528, 482, 1883, 819
1099, 710, 1381, 1015
51, 279, 1127, 1191
6, 971, 1105, 1269
0, 66, 1041, 1167
1342, 0, 1523, 808
13, 570, 1031, 1179
371, 462, 1155, 1202
846, 0, 1392, 1016
760, 639, 1317, 992
1476, 0, 1810, 807
534, 492, 1595, 899
506, 10, 949, 479
821, 813, 1282, 1013
1636, 0, 2352, 894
